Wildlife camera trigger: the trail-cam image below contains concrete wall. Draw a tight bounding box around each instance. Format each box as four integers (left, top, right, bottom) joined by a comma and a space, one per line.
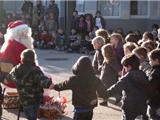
103, 1, 160, 33
105, 19, 160, 33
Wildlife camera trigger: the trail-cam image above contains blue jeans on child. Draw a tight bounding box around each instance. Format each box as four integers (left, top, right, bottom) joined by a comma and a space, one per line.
73, 106, 93, 120
23, 104, 40, 120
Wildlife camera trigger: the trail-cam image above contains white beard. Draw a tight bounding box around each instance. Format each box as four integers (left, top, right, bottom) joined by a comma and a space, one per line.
4, 26, 34, 49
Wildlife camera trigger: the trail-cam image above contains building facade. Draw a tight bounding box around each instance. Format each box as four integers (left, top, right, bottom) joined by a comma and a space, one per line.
76, 0, 160, 33
1, 0, 160, 33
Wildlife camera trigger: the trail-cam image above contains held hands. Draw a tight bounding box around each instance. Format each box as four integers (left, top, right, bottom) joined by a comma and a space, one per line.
49, 83, 55, 89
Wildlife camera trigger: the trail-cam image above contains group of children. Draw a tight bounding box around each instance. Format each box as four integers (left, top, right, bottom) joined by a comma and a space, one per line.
1, 7, 160, 120
34, 10, 106, 52
89, 26, 160, 120
4, 47, 160, 120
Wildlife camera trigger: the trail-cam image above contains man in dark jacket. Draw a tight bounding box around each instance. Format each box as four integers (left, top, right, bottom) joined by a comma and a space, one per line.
107, 54, 149, 120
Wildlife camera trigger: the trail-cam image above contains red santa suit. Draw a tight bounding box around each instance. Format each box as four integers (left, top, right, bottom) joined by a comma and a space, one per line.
0, 20, 34, 88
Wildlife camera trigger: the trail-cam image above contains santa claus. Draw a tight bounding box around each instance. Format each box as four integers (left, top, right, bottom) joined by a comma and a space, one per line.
0, 20, 34, 88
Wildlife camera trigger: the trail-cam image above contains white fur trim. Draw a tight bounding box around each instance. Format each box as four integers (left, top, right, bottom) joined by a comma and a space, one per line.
9, 24, 28, 31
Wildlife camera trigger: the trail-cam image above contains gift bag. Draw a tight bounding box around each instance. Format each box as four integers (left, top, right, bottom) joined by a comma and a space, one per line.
38, 92, 67, 119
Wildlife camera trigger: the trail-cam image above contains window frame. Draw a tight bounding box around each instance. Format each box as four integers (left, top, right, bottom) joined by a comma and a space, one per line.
130, 0, 150, 19
97, 0, 121, 19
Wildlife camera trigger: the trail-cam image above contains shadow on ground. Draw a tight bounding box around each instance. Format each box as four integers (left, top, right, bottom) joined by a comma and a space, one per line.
99, 98, 121, 112
3, 109, 73, 120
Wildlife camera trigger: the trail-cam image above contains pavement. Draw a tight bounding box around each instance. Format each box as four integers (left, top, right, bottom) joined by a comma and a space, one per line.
2, 49, 123, 120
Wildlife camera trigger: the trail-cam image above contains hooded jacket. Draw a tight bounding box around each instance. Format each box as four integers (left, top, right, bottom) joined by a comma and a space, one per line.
107, 69, 148, 111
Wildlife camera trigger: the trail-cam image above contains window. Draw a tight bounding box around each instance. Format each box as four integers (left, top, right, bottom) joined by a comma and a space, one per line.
76, 0, 85, 13
76, 1, 97, 14
130, 0, 148, 16
98, 0, 120, 16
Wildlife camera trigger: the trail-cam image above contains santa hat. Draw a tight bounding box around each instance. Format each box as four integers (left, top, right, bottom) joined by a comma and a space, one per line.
7, 20, 28, 30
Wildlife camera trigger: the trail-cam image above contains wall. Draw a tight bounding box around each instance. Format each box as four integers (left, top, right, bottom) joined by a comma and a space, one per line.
105, 19, 160, 33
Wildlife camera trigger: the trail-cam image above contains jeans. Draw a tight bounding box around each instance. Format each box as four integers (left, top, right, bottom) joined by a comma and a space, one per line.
23, 104, 40, 120
73, 111, 93, 120
73, 107, 93, 120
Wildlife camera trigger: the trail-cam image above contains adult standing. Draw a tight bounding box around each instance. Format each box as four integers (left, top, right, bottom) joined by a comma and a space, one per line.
71, 10, 79, 30
32, 0, 45, 27
46, 0, 59, 27
21, 0, 33, 26
94, 11, 106, 29
21, 0, 33, 18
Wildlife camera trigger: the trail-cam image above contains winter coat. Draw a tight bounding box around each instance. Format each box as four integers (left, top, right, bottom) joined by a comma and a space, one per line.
7, 62, 52, 106
148, 65, 160, 108
93, 16, 106, 29
54, 75, 107, 109
107, 69, 148, 113
92, 49, 104, 75
140, 58, 151, 76
100, 59, 120, 89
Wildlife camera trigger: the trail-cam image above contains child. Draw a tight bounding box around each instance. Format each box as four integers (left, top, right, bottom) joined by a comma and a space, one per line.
80, 35, 92, 54
125, 33, 139, 44
147, 49, 160, 119
39, 29, 51, 49
5, 49, 53, 120
106, 54, 149, 120
121, 42, 137, 76
95, 28, 110, 44
138, 32, 154, 45
68, 29, 80, 52
55, 28, 65, 51
141, 40, 157, 53
50, 56, 107, 120
133, 47, 151, 76
100, 44, 121, 105
92, 36, 105, 75
85, 13, 94, 34
123, 42, 137, 56
110, 33, 124, 68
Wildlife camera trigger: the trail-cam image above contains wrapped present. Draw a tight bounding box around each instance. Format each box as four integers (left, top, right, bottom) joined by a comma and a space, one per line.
3, 92, 19, 109
38, 94, 67, 119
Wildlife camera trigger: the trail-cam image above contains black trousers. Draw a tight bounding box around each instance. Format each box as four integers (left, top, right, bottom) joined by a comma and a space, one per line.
73, 110, 93, 120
